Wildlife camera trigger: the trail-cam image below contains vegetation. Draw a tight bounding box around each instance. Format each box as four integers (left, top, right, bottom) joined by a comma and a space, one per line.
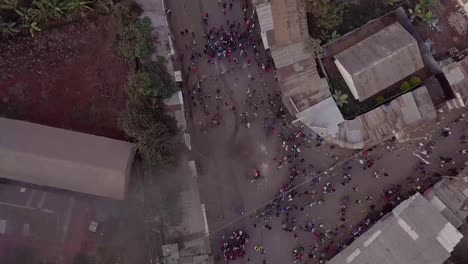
121, 95, 177, 167
332, 90, 349, 107
305, 37, 324, 57
400, 81, 412, 92
305, 0, 346, 33
0, 0, 112, 36
118, 7, 179, 168
400, 76, 422, 92
126, 59, 177, 98
414, 0, 440, 24
409, 76, 422, 86
321, 30, 340, 43
118, 15, 153, 61
375, 96, 385, 104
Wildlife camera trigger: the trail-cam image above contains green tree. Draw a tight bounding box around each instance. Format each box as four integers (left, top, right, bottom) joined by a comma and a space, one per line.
321, 30, 341, 43
305, 37, 324, 57
120, 96, 177, 168
332, 90, 349, 107
118, 16, 153, 61
144, 59, 178, 99
65, 0, 93, 16
127, 60, 178, 98
305, 0, 346, 31
415, 0, 439, 23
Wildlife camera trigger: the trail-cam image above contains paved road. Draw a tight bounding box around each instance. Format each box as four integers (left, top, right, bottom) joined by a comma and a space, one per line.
165, 1, 468, 263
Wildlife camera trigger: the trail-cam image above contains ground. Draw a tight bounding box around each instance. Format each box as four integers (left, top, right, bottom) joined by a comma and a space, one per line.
0, 10, 152, 264
165, 1, 468, 264
415, 0, 468, 59
0, 14, 128, 139
0, 0, 467, 264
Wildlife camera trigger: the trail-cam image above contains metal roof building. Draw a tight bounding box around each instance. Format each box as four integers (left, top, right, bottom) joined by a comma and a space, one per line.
424, 168, 468, 229
328, 192, 464, 264
443, 55, 468, 108
254, 0, 335, 117
334, 22, 425, 101
0, 118, 136, 200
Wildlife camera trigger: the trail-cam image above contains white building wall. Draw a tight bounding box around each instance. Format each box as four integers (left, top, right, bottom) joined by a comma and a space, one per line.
335, 59, 359, 100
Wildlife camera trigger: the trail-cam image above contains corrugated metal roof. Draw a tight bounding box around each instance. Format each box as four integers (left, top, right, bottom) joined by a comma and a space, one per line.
0, 118, 135, 199
270, 41, 312, 68
256, 3, 274, 32
328, 193, 463, 264
424, 172, 468, 228
335, 22, 424, 101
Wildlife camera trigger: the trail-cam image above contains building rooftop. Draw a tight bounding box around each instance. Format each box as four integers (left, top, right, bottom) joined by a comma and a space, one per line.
334, 22, 424, 101
277, 57, 331, 113
443, 55, 468, 107
424, 169, 468, 228
255, 0, 332, 115
332, 85, 436, 149
295, 96, 344, 138
328, 193, 463, 264
0, 118, 135, 200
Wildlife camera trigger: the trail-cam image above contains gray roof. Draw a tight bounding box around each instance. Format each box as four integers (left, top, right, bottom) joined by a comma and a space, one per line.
295, 96, 344, 137
256, 3, 274, 32
0, 118, 135, 199
424, 169, 468, 228
334, 22, 424, 100
270, 41, 312, 69
328, 193, 463, 264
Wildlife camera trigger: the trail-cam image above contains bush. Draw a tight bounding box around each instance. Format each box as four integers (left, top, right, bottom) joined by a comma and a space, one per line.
120, 96, 177, 168
132, 71, 154, 96
0, 0, 114, 37
375, 96, 385, 104
400, 81, 412, 92
409, 76, 422, 86
127, 60, 178, 98
305, 0, 346, 31
144, 59, 178, 99
118, 16, 153, 61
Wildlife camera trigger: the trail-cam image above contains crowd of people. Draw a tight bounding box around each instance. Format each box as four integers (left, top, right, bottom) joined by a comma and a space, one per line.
169, 0, 468, 263
221, 230, 249, 261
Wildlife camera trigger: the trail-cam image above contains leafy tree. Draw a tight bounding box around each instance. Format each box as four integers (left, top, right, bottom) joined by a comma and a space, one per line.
118, 16, 153, 61
415, 0, 439, 24
321, 30, 340, 43
120, 96, 177, 168
144, 59, 178, 99
305, 37, 324, 57
332, 90, 349, 107
127, 60, 177, 98
65, 0, 93, 16
305, 0, 346, 31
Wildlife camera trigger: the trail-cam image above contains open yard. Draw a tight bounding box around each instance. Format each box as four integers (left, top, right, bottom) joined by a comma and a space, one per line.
416, 0, 468, 59
0, 14, 128, 139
